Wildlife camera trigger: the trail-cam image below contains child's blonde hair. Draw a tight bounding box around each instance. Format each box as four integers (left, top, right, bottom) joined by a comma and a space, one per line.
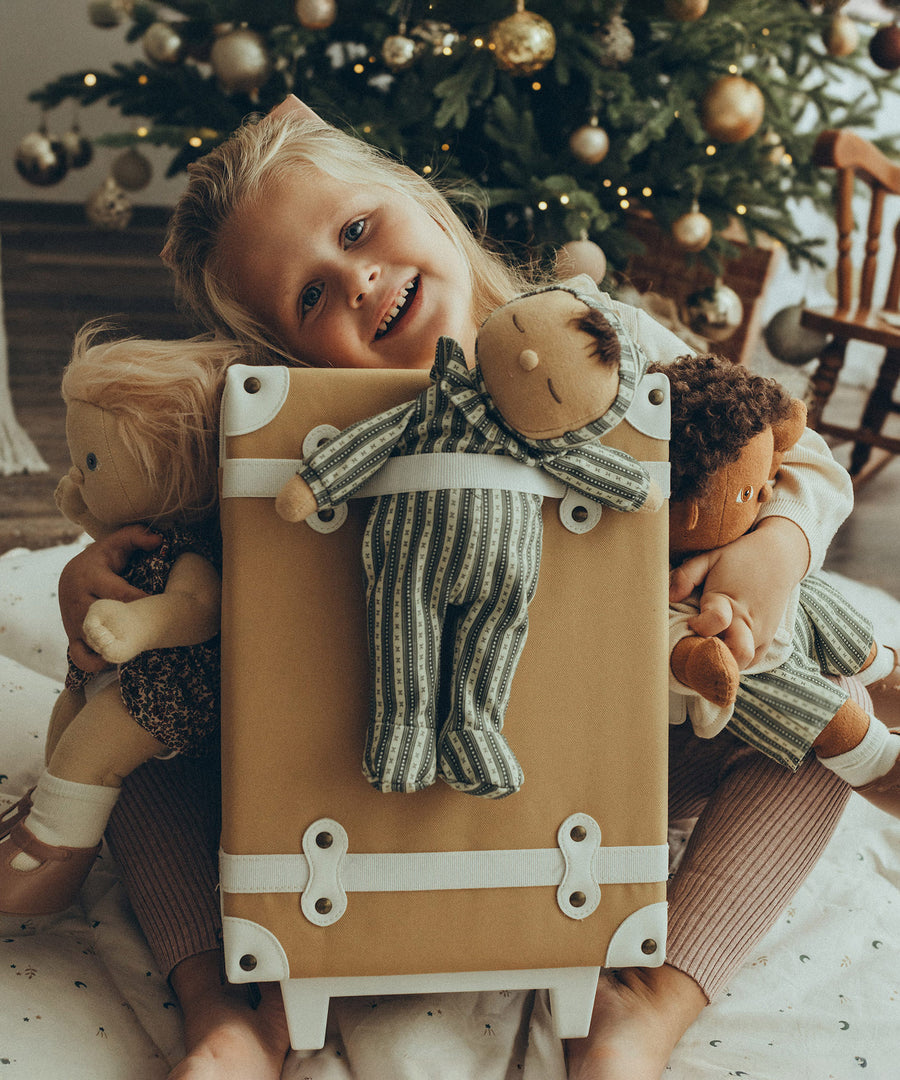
62, 327, 246, 524
164, 109, 535, 363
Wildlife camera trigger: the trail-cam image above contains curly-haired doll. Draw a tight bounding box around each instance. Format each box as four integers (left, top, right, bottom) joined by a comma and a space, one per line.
655, 353, 900, 816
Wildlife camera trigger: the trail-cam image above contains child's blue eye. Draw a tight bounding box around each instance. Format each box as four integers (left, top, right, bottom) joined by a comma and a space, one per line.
344, 218, 365, 244
301, 283, 323, 314
86, 452, 99, 471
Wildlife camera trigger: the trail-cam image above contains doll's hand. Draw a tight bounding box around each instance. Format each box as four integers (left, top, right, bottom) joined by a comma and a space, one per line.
83, 599, 145, 664
669, 517, 808, 670
638, 479, 664, 514
59, 527, 162, 673
275, 474, 319, 522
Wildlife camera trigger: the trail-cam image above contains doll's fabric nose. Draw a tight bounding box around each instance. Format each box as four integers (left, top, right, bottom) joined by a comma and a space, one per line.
518, 348, 540, 371
69, 464, 84, 485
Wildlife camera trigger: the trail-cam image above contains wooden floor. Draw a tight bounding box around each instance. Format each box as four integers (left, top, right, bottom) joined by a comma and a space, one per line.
1, 201, 898, 601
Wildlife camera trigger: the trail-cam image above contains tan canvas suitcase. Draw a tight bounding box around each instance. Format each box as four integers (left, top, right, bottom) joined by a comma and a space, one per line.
217, 362, 671, 1050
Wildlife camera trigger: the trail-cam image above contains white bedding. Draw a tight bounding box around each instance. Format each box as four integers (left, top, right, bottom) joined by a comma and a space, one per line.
1, 539, 898, 1079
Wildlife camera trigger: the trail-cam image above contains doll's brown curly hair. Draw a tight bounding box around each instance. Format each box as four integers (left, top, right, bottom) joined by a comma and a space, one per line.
648, 353, 798, 502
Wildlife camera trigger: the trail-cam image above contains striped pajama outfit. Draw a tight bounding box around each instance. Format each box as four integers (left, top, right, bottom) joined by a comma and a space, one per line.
298, 327, 654, 798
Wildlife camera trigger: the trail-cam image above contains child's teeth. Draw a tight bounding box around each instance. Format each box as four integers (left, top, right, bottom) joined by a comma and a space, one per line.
378, 280, 416, 335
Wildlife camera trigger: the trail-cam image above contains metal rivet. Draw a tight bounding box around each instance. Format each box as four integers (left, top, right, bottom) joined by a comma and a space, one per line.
239, 953, 258, 971
571, 505, 589, 523
570, 825, 587, 842
315, 897, 333, 915
648, 388, 665, 406
317, 508, 335, 523
569, 891, 586, 908
316, 831, 333, 849
243, 376, 261, 394
641, 938, 658, 955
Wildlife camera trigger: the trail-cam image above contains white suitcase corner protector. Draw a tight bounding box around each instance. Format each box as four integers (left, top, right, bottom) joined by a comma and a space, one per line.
223, 914, 291, 983
222, 364, 291, 439
626, 370, 671, 441
603, 900, 668, 969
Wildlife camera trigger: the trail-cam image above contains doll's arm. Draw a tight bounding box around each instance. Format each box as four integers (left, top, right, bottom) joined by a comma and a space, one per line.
82, 552, 221, 664
59, 526, 164, 672
541, 445, 663, 513
275, 474, 318, 522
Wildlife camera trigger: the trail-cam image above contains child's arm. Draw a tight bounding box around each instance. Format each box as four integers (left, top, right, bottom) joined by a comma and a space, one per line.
82, 552, 221, 664
58, 527, 163, 672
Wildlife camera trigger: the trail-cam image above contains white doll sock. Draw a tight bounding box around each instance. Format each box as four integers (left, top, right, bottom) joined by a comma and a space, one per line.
12, 772, 120, 871
817, 719, 900, 789
857, 642, 897, 686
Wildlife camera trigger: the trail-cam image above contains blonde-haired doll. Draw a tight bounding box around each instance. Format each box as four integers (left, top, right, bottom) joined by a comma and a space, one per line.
0, 329, 243, 916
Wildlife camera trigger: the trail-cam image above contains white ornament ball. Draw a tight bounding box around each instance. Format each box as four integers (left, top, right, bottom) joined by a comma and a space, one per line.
823, 13, 859, 57
295, 0, 337, 30
142, 21, 183, 65
382, 33, 418, 71
684, 281, 743, 342
555, 240, 608, 284
86, 176, 133, 230
61, 125, 93, 169
672, 208, 713, 253
15, 129, 69, 186
763, 304, 829, 366
568, 123, 610, 165
210, 28, 272, 94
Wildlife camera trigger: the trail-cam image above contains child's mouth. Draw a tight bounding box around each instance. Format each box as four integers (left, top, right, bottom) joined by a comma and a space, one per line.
375, 277, 419, 339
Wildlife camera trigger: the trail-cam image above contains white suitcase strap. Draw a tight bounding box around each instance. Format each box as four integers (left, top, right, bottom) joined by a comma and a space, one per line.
220, 813, 669, 926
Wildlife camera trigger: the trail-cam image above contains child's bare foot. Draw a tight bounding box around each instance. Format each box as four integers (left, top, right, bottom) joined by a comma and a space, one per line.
167, 952, 290, 1080
565, 964, 706, 1080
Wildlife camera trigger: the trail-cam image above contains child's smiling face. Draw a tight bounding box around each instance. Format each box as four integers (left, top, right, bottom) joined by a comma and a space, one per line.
218, 167, 476, 370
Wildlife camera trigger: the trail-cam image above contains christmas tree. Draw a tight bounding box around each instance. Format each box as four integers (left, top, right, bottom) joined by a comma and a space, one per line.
21, 0, 900, 274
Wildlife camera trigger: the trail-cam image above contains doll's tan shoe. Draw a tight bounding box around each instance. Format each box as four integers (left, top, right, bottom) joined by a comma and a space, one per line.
0, 790, 34, 842
855, 730, 900, 819
0, 822, 100, 916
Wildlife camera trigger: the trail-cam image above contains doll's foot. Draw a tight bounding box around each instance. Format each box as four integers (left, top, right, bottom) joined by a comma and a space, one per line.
867, 647, 900, 728
438, 728, 524, 798
0, 822, 99, 916
855, 728, 900, 818
670, 635, 740, 708
363, 722, 437, 793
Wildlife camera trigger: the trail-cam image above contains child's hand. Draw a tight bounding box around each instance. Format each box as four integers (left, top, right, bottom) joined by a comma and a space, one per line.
669, 517, 809, 670
275, 475, 319, 522
83, 599, 144, 664
59, 527, 163, 672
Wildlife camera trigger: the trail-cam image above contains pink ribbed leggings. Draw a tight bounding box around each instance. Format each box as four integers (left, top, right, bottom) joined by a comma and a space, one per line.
105, 677, 862, 1003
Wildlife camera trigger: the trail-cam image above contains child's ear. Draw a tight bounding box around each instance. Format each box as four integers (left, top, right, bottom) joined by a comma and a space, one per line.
772, 399, 807, 454
267, 94, 326, 126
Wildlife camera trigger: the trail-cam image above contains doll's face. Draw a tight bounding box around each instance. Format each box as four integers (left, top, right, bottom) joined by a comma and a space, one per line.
669, 426, 775, 556
65, 400, 166, 526
476, 290, 620, 440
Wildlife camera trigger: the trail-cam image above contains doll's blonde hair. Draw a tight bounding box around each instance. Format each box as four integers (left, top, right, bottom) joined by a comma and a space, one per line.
163, 109, 535, 363
62, 328, 246, 524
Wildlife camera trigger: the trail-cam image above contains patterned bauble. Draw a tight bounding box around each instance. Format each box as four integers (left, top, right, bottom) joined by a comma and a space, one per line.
869, 22, 900, 70
763, 304, 829, 366
111, 146, 153, 191
596, 13, 634, 67
700, 75, 765, 143
684, 280, 743, 342
85, 176, 134, 230
87, 0, 130, 28
823, 12, 859, 56
555, 240, 608, 284
210, 28, 271, 94
568, 120, 610, 165
411, 20, 461, 55
15, 127, 68, 186
142, 21, 183, 65
382, 33, 418, 71
61, 124, 94, 170
664, 0, 709, 21
295, 0, 337, 30
672, 206, 713, 253
490, 9, 556, 75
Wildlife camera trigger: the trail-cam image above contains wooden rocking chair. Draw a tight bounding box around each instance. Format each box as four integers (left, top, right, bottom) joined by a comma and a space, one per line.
801, 129, 900, 481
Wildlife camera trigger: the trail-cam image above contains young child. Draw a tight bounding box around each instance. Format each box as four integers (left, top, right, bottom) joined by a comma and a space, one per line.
56, 97, 878, 1080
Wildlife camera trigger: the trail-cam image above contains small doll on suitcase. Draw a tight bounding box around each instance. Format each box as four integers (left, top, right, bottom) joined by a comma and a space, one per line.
276, 279, 663, 798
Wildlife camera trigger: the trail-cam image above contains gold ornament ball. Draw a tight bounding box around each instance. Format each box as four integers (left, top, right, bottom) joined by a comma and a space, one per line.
700, 75, 765, 144
555, 240, 608, 284
210, 28, 272, 94
15, 129, 68, 187
382, 33, 418, 71
88, 0, 130, 28
684, 281, 743, 342
569, 123, 610, 165
61, 126, 93, 170
86, 176, 134, 231
112, 147, 153, 191
490, 10, 556, 75
869, 23, 900, 71
142, 21, 183, 65
823, 12, 859, 57
763, 305, 829, 367
295, 0, 337, 30
664, 0, 709, 20
672, 209, 713, 253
